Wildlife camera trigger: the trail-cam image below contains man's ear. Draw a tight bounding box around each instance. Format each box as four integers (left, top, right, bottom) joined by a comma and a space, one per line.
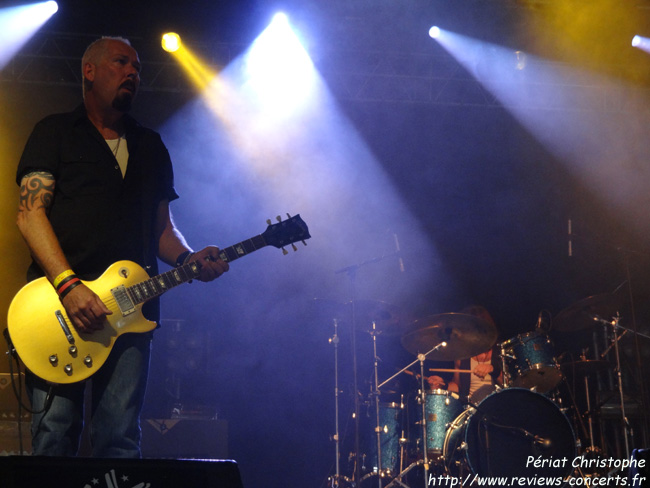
83, 62, 95, 83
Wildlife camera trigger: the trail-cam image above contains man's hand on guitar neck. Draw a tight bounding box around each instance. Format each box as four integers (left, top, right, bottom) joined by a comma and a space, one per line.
185, 246, 229, 282
62, 284, 112, 333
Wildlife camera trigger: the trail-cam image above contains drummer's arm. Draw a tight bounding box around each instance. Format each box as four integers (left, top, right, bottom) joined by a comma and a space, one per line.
447, 360, 461, 393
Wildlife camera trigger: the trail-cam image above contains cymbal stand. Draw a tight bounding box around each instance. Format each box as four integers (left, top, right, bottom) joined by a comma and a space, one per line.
580, 349, 598, 456
328, 318, 344, 488
335, 248, 402, 485
380, 341, 447, 488
611, 315, 631, 459
369, 320, 386, 488
594, 314, 632, 458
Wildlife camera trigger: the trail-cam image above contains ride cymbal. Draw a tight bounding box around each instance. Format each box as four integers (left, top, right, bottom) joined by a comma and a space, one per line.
401, 313, 497, 361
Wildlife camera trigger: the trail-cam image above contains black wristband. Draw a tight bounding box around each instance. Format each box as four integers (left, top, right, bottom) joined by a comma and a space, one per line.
58, 279, 82, 301
55, 273, 79, 292
175, 250, 192, 267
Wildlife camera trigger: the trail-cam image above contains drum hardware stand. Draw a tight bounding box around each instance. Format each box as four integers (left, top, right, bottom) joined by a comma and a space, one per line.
580, 350, 600, 459
378, 341, 448, 488
591, 313, 647, 459
335, 243, 403, 486
369, 320, 387, 488
498, 342, 512, 388
328, 318, 345, 488
557, 361, 594, 460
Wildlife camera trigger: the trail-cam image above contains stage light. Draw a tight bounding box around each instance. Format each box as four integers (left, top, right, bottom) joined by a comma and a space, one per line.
44, 1, 58, 13
429, 26, 441, 39
243, 12, 315, 111
162, 32, 181, 53
631, 35, 650, 53
0, 1, 60, 69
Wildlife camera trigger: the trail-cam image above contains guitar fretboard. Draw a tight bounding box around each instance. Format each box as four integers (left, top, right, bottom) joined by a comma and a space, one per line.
125, 235, 269, 306
218, 235, 266, 263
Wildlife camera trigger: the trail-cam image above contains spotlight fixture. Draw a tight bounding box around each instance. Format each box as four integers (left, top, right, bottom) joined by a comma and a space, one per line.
162, 32, 181, 53
429, 26, 441, 39
632, 35, 641, 47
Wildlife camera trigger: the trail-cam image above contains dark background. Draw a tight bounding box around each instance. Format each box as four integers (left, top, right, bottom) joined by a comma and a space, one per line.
3, 1, 650, 487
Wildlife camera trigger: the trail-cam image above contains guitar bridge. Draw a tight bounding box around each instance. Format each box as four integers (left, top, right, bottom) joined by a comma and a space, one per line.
111, 285, 135, 315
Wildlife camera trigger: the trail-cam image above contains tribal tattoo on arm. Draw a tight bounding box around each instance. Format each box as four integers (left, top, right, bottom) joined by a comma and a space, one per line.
19, 171, 55, 213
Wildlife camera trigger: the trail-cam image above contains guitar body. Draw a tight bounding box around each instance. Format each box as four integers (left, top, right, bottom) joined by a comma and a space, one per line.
8, 261, 156, 384
7, 214, 311, 384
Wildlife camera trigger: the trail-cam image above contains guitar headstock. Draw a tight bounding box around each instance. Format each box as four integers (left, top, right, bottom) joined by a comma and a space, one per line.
263, 214, 311, 253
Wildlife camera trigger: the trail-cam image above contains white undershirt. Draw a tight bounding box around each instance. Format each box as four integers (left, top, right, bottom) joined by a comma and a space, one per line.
106, 136, 128, 178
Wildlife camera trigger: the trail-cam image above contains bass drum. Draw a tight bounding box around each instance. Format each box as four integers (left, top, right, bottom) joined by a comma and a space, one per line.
443, 388, 575, 479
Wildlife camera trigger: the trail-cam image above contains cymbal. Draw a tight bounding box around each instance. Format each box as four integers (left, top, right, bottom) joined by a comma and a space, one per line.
554, 293, 625, 332
310, 298, 409, 336
401, 313, 497, 361
352, 299, 409, 336
561, 360, 612, 376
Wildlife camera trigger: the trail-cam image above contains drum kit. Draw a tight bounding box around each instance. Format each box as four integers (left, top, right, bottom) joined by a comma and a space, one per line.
320, 292, 650, 488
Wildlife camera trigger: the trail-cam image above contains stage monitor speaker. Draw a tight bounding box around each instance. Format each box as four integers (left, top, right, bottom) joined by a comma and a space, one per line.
0, 455, 244, 488
142, 419, 228, 459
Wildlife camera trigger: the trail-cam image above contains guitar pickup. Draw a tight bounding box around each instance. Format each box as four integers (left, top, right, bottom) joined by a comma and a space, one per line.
111, 285, 135, 315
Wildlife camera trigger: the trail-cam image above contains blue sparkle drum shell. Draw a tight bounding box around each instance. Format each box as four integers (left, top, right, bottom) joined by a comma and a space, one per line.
419, 389, 464, 458
501, 332, 563, 393
365, 402, 403, 475
443, 388, 576, 479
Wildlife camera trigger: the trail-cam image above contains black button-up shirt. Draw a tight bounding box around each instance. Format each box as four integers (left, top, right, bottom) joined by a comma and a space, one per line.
17, 104, 179, 320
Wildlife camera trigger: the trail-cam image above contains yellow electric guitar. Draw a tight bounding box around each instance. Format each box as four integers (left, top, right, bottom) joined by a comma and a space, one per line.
7, 214, 310, 384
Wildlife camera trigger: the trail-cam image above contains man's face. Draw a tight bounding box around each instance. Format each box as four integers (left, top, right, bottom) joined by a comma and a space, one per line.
86, 40, 141, 112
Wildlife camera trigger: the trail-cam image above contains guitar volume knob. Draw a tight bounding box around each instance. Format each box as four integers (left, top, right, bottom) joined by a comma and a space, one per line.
69, 345, 77, 356
84, 355, 93, 367
64, 364, 73, 375
49, 354, 58, 366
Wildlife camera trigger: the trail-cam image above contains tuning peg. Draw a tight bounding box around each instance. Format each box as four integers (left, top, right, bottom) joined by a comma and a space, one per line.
302, 240, 308, 246
282, 247, 289, 255
291, 243, 297, 252
286, 213, 292, 219
276, 215, 282, 223
266, 219, 272, 225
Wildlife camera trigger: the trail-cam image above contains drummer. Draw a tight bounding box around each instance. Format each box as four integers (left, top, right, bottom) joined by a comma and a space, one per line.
427, 305, 503, 404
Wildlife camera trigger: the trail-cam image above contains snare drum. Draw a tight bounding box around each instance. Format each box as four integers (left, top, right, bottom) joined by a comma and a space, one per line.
443, 388, 575, 479
501, 332, 562, 392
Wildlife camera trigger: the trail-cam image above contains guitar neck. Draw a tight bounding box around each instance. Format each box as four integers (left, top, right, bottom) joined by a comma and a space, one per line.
217, 234, 267, 263
125, 235, 268, 306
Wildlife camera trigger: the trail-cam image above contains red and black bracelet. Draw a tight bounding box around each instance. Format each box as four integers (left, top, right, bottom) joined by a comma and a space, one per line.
57, 274, 82, 300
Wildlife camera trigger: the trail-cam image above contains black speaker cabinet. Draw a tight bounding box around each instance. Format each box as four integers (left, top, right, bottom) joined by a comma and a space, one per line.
0, 456, 244, 488
142, 419, 228, 459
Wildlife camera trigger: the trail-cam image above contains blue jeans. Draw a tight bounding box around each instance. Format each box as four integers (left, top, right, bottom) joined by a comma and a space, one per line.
27, 332, 152, 458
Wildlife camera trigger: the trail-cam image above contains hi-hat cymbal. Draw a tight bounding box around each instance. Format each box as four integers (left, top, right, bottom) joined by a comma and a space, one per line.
554, 293, 625, 332
401, 313, 497, 361
310, 298, 409, 336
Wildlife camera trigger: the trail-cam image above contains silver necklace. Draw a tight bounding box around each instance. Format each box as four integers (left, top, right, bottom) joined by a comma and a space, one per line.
110, 136, 122, 157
